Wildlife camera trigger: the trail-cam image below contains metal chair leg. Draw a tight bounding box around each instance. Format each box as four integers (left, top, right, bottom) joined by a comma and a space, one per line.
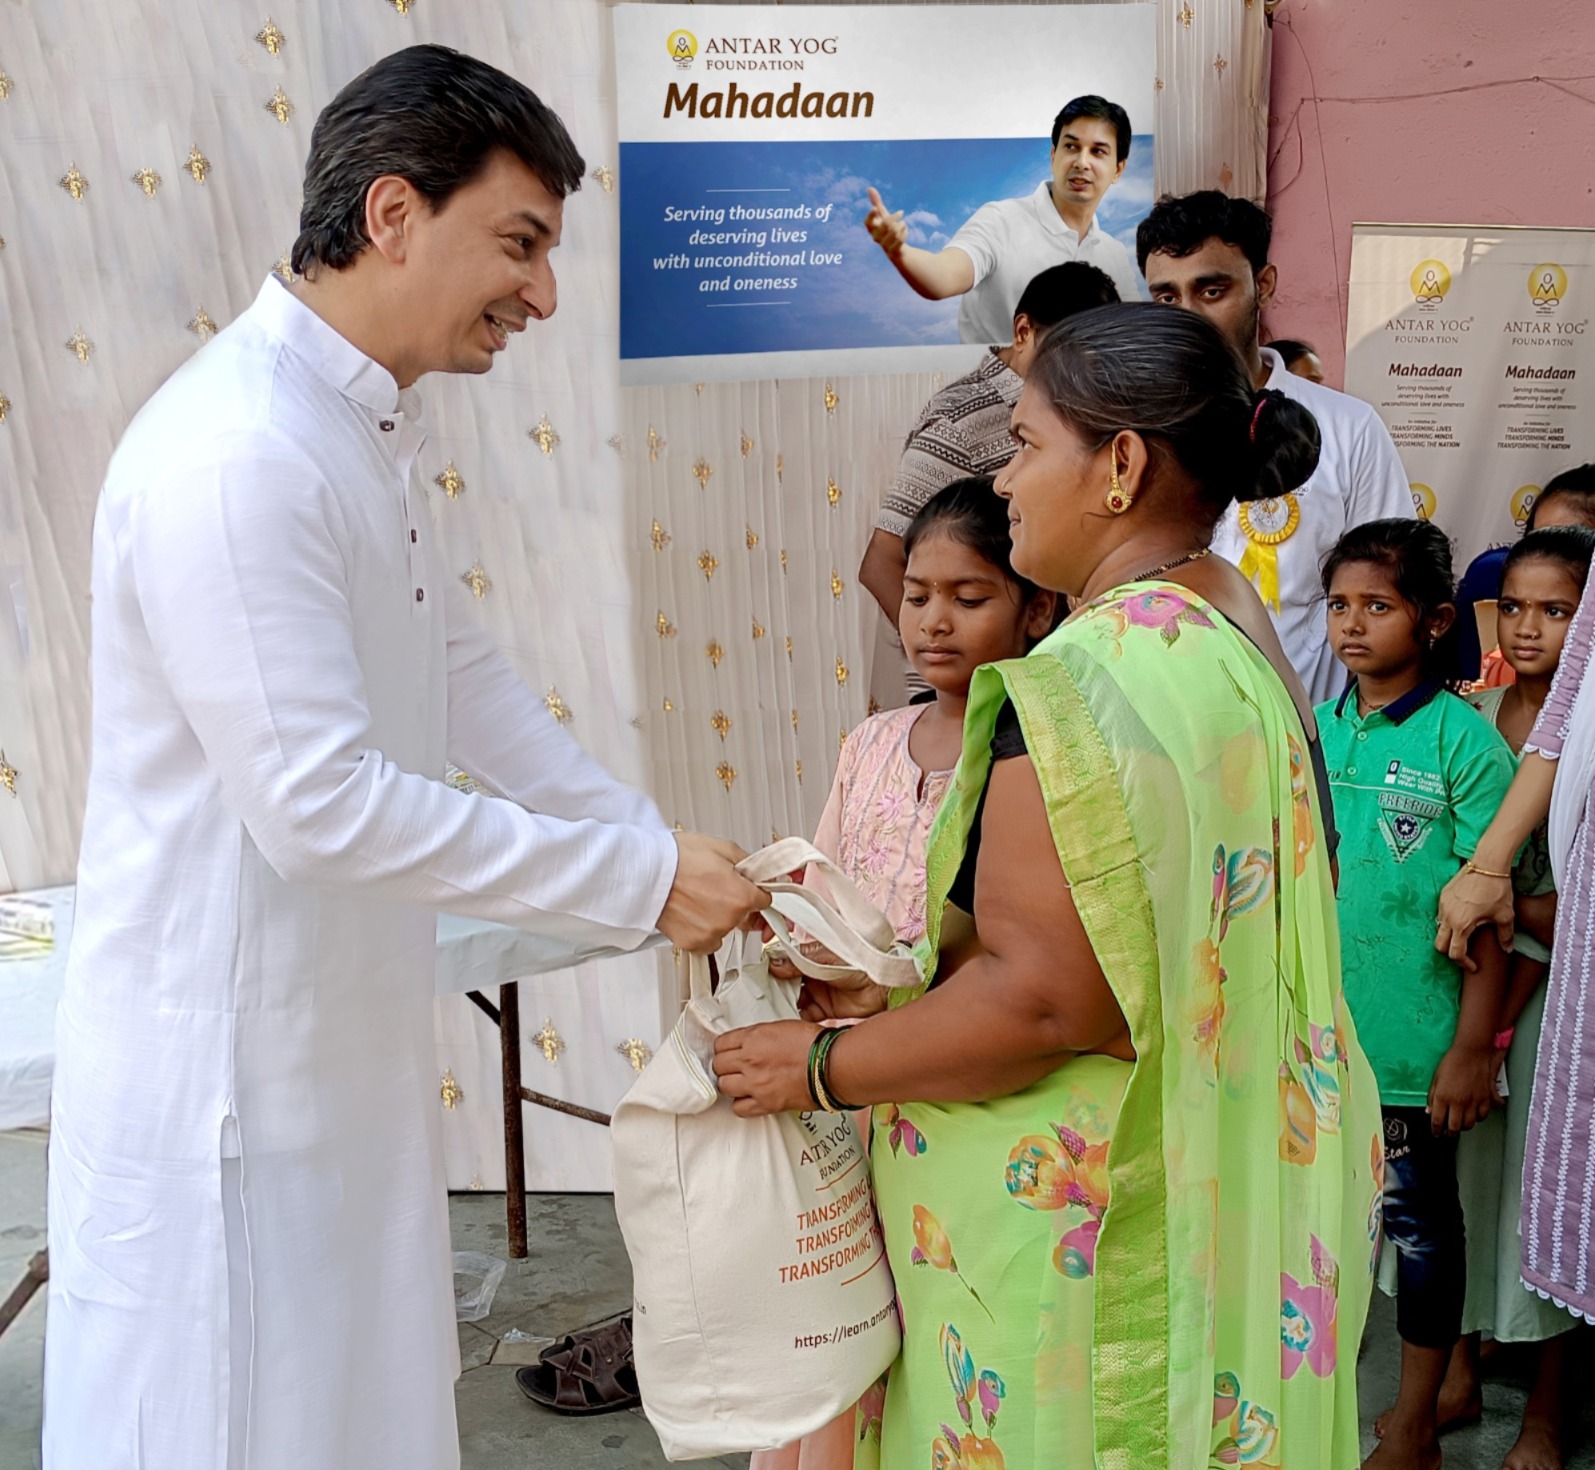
0, 1250, 47, 1341
498, 981, 529, 1260
463, 981, 615, 1262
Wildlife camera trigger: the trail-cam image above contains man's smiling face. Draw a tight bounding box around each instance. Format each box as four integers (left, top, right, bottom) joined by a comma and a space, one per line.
402, 146, 566, 377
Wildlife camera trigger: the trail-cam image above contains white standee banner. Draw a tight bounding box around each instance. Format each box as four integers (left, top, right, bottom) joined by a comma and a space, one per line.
1345, 224, 1595, 564
613, 3, 1156, 385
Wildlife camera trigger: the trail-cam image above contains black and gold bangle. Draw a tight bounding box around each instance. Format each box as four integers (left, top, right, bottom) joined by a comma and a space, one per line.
806, 1029, 835, 1111
817, 1028, 863, 1112
807, 1028, 848, 1112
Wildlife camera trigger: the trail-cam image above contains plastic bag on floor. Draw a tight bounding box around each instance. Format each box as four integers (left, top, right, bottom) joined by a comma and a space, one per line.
453, 1251, 506, 1323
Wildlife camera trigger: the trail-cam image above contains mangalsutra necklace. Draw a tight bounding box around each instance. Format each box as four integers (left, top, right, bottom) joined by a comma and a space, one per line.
1066, 547, 1212, 624
1129, 546, 1210, 583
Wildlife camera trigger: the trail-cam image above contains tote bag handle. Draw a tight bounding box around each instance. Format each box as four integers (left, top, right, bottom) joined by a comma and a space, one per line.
685, 839, 924, 1003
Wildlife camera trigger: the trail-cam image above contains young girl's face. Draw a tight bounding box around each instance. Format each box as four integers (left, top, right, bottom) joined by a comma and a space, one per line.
1325, 560, 1449, 684
1528, 492, 1595, 532
900, 529, 1053, 696
1496, 557, 1584, 681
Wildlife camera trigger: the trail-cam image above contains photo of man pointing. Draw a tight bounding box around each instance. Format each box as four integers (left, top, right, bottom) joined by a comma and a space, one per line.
863, 95, 1143, 343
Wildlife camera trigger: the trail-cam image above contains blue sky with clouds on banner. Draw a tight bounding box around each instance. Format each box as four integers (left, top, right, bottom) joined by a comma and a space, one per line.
620, 135, 1155, 359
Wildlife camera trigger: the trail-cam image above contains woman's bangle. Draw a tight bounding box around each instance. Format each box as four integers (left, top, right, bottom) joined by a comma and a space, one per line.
1493, 1027, 1516, 1052
1463, 859, 1513, 881
807, 1028, 843, 1111
806, 1027, 862, 1112
817, 1028, 864, 1112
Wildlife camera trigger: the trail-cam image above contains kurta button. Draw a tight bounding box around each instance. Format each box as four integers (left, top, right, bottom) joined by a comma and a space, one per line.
410, 529, 418, 543
380, 419, 395, 432
415, 588, 425, 603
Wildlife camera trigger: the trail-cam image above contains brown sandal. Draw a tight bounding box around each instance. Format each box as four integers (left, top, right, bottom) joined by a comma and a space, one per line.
515, 1312, 639, 1416
535, 1309, 632, 1366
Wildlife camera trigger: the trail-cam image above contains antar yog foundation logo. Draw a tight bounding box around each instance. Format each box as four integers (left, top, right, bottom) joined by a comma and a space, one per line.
1408, 483, 1436, 521
1410, 260, 1451, 309
1511, 485, 1541, 529
1528, 263, 1568, 313
667, 30, 698, 68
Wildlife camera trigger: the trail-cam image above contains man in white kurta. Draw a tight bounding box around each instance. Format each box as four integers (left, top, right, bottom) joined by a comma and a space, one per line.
44, 45, 763, 1470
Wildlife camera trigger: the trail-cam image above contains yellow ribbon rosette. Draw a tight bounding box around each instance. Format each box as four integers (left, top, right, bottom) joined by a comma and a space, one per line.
1236, 494, 1301, 611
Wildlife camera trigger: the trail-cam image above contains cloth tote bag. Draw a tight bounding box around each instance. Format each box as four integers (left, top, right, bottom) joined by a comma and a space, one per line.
611, 838, 921, 1460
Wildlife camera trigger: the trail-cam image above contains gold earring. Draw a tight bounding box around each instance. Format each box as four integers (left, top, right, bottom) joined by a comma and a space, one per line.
1107, 462, 1131, 515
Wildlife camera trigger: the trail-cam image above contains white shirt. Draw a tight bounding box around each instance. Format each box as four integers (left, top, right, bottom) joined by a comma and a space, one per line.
1211, 348, 1414, 705
948, 180, 1144, 344
44, 278, 677, 1470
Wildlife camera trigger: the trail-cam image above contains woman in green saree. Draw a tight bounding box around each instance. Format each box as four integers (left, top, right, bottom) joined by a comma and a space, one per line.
714, 305, 1382, 1470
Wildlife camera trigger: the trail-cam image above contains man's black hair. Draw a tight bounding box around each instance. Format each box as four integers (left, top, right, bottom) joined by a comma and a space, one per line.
1136, 190, 1272, 275
292, 44, 585, 276
1013, 261, 1120, 330
1051, 95, 1132, 163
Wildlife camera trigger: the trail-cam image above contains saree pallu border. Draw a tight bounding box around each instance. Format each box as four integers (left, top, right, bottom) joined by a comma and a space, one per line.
915, 649, 1171, 1469
1003, 656, 1171, 1470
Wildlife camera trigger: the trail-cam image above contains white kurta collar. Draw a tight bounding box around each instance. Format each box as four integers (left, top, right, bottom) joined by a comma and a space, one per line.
1259, 346, 1292, 394
1029, 181, 1100, 247
248, 277, 426, 429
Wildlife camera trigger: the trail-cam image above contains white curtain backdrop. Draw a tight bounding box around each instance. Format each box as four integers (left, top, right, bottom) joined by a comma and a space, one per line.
0, 0, 1267, 1179
0, 0, 673, 1189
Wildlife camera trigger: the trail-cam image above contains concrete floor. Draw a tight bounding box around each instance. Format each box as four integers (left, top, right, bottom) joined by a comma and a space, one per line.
1, 1131, 47, 1470
3, 1124, 1594, 1469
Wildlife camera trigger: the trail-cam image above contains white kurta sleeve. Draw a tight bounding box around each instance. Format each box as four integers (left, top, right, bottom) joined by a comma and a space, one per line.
1347, 409, 1414, 524
126, 439, 678, 949
441, 577, 667, 832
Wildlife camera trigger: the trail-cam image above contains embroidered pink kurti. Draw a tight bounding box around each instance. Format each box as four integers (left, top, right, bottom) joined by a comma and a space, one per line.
812, 706, 953, 945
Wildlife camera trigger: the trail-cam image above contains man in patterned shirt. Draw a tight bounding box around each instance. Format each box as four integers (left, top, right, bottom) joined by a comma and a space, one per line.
859, 261, 1119, 631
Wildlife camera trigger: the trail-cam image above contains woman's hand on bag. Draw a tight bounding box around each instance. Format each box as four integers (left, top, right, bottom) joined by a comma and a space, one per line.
713, 1021, 818, 1117
764, 936, 888, 1019
799, 977, 889, 1022
764, 936, 847, 983
1435, 867, 1515, 971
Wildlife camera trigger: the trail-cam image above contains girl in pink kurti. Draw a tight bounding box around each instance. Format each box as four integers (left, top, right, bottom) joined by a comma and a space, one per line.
753, 476, 1056, 1470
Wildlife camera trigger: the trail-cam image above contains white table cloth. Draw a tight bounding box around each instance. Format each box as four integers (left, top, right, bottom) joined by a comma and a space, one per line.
0, 885, 646, 1189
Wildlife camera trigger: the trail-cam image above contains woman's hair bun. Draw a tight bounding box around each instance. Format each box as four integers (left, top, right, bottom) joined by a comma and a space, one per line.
1029, 304, 1326, 520
1239, 389, 1321, 504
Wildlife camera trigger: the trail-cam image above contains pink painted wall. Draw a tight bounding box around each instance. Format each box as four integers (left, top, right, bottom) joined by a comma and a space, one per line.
1264, 0, 1595, 387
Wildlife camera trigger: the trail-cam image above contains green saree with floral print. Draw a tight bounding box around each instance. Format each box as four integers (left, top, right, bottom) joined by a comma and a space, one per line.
855, 583, 1381, 1470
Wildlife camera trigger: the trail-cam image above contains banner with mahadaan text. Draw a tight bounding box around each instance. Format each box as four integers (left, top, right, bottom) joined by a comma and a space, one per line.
1345, 224, 1595, 565
613, 4, 1156, 385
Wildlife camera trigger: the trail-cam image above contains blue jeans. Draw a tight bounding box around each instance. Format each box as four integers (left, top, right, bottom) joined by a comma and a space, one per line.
1381, 1107, 1466, 1349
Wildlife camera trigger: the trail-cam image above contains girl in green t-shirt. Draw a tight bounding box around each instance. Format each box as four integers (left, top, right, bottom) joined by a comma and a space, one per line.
1318, 518, 1513, 1470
